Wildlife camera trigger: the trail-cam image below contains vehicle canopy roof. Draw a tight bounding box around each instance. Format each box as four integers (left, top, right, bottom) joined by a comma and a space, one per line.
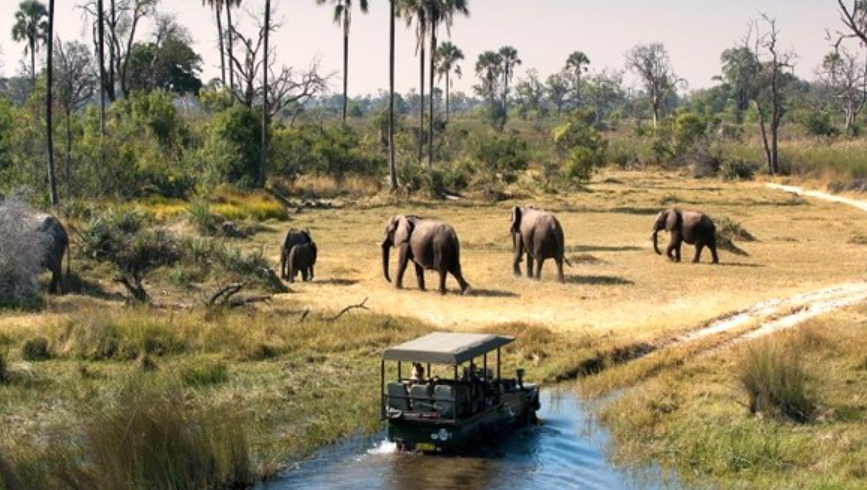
382, 333, 515, 365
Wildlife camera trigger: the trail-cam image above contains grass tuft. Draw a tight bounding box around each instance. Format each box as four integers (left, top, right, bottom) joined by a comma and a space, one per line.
738, 337, 815, 423
21, 336, 50, 361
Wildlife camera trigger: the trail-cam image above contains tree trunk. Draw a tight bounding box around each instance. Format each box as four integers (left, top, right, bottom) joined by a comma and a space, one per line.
418, 21, 426, 165
65, 110, 72, 197
227, 1, 235, 90
30, 40, 36, 89
215, 2, 226, 86
259, 0, 270, 189
445, 71, 450, 122
756, 101, 773, 175
388, 0, 397, 191
342, 17, 349, 123
108, 0, 116, 102
97, 0, 106, 136
47, 0, 59, 206
427, 24, 436, 168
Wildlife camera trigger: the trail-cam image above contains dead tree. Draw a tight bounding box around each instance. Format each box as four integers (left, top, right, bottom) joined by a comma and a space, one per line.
624, 42, 681, 128
821, 46, 867, 134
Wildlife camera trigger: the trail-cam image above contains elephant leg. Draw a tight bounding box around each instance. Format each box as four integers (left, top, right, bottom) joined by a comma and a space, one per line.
50, 267, 60, 295
450, 263, 470, 295
535, 258, 545, 280
280, 252, 286, 279
288, 268, 295, 283
309, 265, 315, 281
709, 236, 720, 264
525, 252, 535, 279
302, 266, 310, 282
512, 234, 524, 277
693, 240, 705, 263
396, 246, 410, 289
414, 263, 426, 291
555, 257, 565, 283
438, 269, 448, 295
675, 244, 682, 262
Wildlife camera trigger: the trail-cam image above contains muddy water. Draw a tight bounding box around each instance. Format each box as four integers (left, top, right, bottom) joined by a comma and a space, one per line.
263, 389, 683, 490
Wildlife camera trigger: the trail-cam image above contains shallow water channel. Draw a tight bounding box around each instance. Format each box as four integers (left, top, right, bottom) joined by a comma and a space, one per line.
263, 388, 684, 490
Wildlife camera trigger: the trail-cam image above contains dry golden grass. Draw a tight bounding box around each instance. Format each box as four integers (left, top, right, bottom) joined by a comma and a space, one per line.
242, 169, 867, 349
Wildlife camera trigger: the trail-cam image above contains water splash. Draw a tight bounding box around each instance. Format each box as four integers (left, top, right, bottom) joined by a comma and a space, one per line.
366, 440, 398, 456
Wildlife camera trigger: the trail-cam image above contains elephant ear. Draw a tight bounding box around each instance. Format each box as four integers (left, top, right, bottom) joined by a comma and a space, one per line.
510, 206, 521, 234
395, 216, 415, 245
665, 209, 681, 231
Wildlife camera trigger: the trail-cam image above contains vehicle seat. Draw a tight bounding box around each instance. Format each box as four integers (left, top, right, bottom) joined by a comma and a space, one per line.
434, 385, 455, 418
410, 383, 435, 413
387, 382, 410, 412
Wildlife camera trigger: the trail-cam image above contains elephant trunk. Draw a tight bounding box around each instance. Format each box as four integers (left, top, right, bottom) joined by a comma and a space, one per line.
381, 241, 392, 283
652, 229, 662, 255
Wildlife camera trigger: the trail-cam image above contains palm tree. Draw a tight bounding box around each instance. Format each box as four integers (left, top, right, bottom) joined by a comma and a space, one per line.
435, 41, 463, 122
317, 0, 370, 123
565, 50, 590, 106
46, 0, 58, 206
202, 0, 226, 86
499, 46, 520, 121
97, 0, 106, 135
259, 0, 270, 188
426, 0, 468, 166
388, 0, 397, 190
11, 0, 49, 89
226, 0, 241, 91
398, 0, 427, 164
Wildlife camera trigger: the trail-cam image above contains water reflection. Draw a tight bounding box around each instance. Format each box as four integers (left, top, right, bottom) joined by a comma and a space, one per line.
264, 388, 681, 490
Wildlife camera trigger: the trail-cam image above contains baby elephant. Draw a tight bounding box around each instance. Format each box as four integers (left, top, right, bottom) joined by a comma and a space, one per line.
287, 242, 317, 283
652, 208, 719, 263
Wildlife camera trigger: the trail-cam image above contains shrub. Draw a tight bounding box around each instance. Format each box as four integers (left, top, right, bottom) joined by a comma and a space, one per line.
21, 336, 50, 361
739, 337, 815, 423
203, 105, 262, 188
553, 111, 607, 185
716, 216, 756, 242
801, 110, 839, 138
79, 209, 180, 302
720, 159, 756, 181
673, 112, 707, 153
0, 350, 7, 383
466, 132, 530, 185
187, 199, 221, 236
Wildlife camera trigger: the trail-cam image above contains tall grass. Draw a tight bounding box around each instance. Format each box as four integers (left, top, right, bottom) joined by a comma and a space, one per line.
82, 385, 252, 490
738, 337, 815, 423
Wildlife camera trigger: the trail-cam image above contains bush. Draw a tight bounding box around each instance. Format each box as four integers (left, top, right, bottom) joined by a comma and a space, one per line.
187, 199, 221, 236
466, 132, 530, 185
0, 349, 7, 383
21, 336, 50, 361
553, 111, 607, 185
801, 111, 839, 138
716, 216, 757, 242
203, 106, 262, 188
673, 112, 707, 153
739, 337, 815, 423
720, 159, 756, 181
79, 209, 180, 302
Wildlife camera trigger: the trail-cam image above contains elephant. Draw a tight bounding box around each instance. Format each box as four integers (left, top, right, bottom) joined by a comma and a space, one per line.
280, 229, 312, 279
510, 206, 571, 282
32, 213, 70, 294
287, 242, 317, 283
652, 208, 719, 264
381, 215, 470, 295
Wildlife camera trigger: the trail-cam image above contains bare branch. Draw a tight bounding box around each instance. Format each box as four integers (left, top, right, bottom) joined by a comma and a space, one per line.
324, 297, 370, 322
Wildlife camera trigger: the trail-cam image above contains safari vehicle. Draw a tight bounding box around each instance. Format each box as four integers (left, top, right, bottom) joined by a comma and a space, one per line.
380, 332, 541, 453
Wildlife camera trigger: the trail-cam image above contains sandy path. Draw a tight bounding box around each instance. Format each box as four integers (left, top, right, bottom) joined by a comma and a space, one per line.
676, 184, 867, 346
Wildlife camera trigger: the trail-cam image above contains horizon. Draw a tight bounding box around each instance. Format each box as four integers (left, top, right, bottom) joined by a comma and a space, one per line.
0, 0, 847, 97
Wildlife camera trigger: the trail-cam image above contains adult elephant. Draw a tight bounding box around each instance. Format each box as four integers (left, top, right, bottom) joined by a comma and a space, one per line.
280, 229, 312, 279
652, 209, 719, 264
381, 215, 470, 295
510, 206, 571, 282
33, 213, 70, 294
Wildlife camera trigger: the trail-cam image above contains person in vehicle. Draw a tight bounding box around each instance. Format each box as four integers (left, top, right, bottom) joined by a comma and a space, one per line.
410, 362, 425, 382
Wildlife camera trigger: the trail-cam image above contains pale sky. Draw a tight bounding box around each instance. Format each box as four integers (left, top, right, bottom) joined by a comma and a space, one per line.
0, 0, 845, 97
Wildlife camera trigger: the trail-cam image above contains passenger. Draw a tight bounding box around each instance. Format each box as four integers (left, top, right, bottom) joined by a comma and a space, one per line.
410, 362, 425, 382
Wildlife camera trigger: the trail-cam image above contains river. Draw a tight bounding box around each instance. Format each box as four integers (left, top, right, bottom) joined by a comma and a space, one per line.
263, 388, 685, 490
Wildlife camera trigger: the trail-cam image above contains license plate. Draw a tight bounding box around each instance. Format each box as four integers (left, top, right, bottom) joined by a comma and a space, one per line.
415, 442, 436, 452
